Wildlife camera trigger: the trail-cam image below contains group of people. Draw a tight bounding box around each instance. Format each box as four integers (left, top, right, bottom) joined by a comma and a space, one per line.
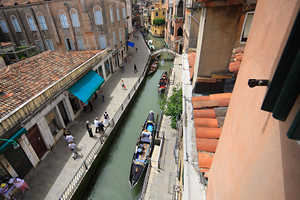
0, 177, 30, 199
85, 111, 109, 143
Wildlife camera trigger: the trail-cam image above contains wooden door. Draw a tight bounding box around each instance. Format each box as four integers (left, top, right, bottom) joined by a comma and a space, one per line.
27, 125, 48, 159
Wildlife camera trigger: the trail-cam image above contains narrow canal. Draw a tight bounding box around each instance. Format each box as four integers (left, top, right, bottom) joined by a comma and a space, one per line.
83, 34, 172, 200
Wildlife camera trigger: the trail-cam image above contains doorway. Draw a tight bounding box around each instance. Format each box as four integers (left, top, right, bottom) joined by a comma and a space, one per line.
27, 125, 48, 159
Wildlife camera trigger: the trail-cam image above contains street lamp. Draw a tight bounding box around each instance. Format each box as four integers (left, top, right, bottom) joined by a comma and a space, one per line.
0, 139, 20, 149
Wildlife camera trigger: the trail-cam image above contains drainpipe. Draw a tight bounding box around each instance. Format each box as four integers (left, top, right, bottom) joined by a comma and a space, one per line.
64, 3, 77, 50
45, 3, 61, 44
15, 8, 30, 45
30, 6, 47, 52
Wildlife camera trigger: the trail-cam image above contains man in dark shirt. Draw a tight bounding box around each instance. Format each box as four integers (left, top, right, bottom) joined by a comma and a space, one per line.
99, 121, 105, 144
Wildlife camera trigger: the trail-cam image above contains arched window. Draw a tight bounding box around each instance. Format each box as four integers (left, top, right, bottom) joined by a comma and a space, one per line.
117, 6, 120, 21
37, 12, 47, 30
122, 7, 126, 22
10, 15, 21, 32
177, 26, 183, 37
59, 10, 69, 28
93, 5, 103, 25
70, 8, 80, 27
0, 17, 9, 33
26, 13, 37, 31
177, 0, 183, 17
110, 5, 114, 23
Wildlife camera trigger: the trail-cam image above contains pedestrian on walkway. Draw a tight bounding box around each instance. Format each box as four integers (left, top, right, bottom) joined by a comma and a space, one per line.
81, 101, 87, 112
63, 128, 69, 138
86, 121, 93, 137
94, 117, 100, 133
99, 120, 105, 143
0, 183, 17, 200
10, 178, 30, 194
134, 64, 138, 73
103, 111, 110, 127
68, 141, 76, 151
121, 80, 126, 90
121, 64, 125, 72
100, 90, 105, 101
65, 133, 75, 143
124, 57, 127, 63
136, 45, 138, 52
88, 100, 93, 111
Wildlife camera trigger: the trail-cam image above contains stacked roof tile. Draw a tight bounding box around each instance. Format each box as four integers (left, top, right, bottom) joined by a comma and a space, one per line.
229, 47, 244, 77
0, 50, 101, 119
192, 93, 231, 178
0, 42, 14, 47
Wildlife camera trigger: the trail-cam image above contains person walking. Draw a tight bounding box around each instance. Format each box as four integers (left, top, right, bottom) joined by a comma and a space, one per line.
81, 101, 87, 112
135, 45, 138, 52
100, 91, 105, 101
0, 183, 17, 199
88, 101, 93, 111
103, 111, 110, 127
121, 64, 125, 72
65, 133, 75, 143
10, 177, 30, 194
86, 121, 93, 137
121, 80, 126, 90
94, 117, 100, 133
134, 64, 138, 73
68, 141, 77, 151
63, 128, 69, 138
99, 120, 105, 144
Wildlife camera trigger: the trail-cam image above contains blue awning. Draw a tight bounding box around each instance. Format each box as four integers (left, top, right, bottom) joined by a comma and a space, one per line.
0, 127, 27, 154
126, 41, 135, 48
68, 70, 105, 105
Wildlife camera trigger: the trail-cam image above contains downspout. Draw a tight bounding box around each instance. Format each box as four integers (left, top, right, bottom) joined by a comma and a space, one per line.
15, 8, 30, 45
64, 3, 77, 50
45, 3, 61, 44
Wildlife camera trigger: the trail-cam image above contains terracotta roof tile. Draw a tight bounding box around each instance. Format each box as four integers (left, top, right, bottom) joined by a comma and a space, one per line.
0, 50, 101, 119
194, 118, 219, 128
209, 93, 232, 101
192, 95, 211, 103
0, 0, 44, 7
195, 127, 221, 139
194, 109, 216, 118
196, 138, 218, 152
192, 100, 219, 109
0, 42, 14, 47
217, 99, 230, 107
198, 152, 214, 168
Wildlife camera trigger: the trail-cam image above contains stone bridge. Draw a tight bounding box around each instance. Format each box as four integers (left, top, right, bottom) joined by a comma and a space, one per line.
150, 48, 178, 60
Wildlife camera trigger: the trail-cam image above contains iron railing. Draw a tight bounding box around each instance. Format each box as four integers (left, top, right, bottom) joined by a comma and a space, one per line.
139, 159, 152, 200
59, 57, 151, 200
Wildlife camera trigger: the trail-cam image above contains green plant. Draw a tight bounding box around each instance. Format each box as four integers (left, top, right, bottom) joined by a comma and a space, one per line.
158, 83, 182, 129
153, 18, 165, 26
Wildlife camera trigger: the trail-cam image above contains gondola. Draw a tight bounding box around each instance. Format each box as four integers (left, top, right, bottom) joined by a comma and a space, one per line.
148, 61, 158, 75
158, 70, 168, 95
129, 110, 155, 189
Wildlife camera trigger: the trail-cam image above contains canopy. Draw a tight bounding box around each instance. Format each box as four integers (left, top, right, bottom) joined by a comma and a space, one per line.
68, 70, 105, 105
127, 41, 135, 48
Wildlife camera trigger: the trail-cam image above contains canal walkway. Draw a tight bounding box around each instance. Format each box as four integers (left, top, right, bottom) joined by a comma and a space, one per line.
15, 31, 149, 200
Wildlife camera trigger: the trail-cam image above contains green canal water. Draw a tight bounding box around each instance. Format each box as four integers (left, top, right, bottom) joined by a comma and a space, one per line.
84, 35, 173, 200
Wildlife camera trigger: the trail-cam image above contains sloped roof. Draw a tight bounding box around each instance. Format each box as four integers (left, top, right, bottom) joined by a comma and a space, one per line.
0, 50, 101, 119
192, 93, 232, 178
0, 0, 45, 7
229, 47, 244, 77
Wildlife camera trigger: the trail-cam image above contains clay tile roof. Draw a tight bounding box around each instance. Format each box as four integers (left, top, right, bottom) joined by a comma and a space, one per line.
0, 0, 44, 7
188, 52, 196, 80
0, 42, 14, 47
193, 92, 231, 175
229, 47, 245, 76
0, 50, 101, 119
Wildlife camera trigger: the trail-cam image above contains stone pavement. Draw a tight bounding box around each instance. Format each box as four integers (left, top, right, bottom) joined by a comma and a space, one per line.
13, 31, 149, 200
144, 56, 183, 200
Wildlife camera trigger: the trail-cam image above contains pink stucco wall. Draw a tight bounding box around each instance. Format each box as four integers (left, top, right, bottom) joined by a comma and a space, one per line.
207, 0, 300, 199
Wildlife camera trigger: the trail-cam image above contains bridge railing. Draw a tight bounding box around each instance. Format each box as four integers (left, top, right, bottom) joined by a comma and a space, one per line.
59, 56, 151, 200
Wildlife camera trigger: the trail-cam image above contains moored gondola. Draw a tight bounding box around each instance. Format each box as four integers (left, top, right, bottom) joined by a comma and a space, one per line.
129, 111, 155, 189
148, 61, 158, 75
158, 70, 168, 95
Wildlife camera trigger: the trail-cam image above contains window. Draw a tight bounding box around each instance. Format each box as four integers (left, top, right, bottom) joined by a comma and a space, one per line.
110, 5, 114, 23
35, 40, 44, 52
11, 15, 21, 32
70, 9, 80, 27
26, 14, 37, 31
77, 37, 85, 50
177, 26, 183, 37
117, 7, 120, 21
93, 5, 103, 25
59, 11, 69, 28
98, 35, 107, 50
98, 65, 103, 78
240, 12, 254, 42
113, 32, 116, 45
0, 18, 9, 33
45, 39, 54, 50
119, 29, 122, 42
64, 38, 74, 51
156, 12, 158, 16
123, 7, 126, 22
177, 0, 183, 17
37, 12, 47, 30
20, 41, 27, 46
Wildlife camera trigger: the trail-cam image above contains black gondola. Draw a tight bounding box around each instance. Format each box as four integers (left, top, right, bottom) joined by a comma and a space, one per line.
158, 70, 168, 95
129, 110, 155, 189
148, 61, 158, 75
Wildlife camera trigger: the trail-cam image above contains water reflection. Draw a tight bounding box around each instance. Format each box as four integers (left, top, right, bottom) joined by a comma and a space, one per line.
144, 33, 166, 51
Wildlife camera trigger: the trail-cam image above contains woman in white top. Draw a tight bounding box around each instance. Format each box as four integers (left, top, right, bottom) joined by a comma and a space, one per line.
103, 111, 109, 127
11, 178, 30, 193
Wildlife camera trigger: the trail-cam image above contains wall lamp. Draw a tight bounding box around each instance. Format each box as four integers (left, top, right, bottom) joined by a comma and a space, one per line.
0, 139, 20, 149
